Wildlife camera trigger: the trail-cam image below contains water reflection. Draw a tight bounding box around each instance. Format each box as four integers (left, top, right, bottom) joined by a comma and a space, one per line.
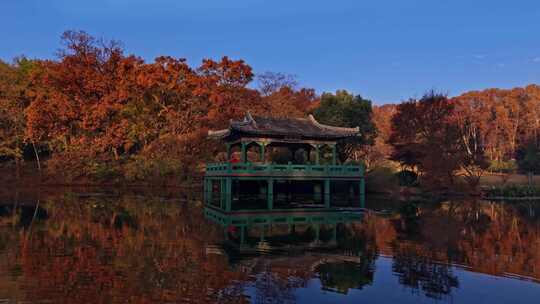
205, 207, 376, 300
0, 193, 539, 303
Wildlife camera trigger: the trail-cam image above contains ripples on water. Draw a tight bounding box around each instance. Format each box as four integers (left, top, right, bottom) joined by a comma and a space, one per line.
0, 191, 539, 303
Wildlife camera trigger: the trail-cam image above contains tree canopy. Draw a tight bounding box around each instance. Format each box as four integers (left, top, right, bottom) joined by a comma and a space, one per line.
313, 90, 377, 162
1, 30, 539, 189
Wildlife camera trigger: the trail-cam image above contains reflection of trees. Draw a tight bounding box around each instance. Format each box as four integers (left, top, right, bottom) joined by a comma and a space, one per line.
3, 194, 539, 302
315, 222, 377, 294
362, 199, 540, 298
398, 200, 540, 282
3, 195, 250, 303
233, 222, 379, 301
318, 260, 373, 294
253, 270, 298, 304
391, 243, 458, 299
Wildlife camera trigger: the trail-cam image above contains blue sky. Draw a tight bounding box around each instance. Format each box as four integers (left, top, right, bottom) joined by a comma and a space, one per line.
1, 0, 539, 103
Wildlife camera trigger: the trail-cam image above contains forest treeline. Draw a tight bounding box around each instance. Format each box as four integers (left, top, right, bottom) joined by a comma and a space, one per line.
0, 31, 539, 188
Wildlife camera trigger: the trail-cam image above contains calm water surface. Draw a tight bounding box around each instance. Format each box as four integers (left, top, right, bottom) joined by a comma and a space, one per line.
0, 191, 539, 303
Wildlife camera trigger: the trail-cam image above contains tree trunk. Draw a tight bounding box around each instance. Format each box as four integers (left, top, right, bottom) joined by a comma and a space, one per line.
32, 142, 42, 177
15, 157, 21, 180
113, 147, 119, 160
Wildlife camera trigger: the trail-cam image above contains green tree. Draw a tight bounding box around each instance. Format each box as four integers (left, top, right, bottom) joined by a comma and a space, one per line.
517, 142, 540, 185
313, 90, 376, 162
0, 57, 38, 178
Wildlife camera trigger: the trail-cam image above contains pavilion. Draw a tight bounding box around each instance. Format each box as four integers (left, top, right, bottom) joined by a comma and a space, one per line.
204, 112, 365, 212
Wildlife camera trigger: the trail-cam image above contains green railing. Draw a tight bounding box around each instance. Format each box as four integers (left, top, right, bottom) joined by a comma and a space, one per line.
205, 162, 364, 176
204, 207, 364, 227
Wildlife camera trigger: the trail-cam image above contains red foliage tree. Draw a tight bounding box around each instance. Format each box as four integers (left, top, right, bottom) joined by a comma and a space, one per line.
389, 92, 463, 188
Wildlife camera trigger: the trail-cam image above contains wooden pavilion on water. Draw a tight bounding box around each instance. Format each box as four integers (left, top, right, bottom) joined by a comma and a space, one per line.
204, 112, 365, 213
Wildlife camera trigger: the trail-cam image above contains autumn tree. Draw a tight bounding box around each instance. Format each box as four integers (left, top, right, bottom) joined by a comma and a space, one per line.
8, 29, 540, 186
453, 98, 490, 189
389, 92, 463, 189
23, 31, 270, 181
313, 90, 376, 163
257, 72, 298, 96
362, 104, 396, 170
453, 86, 540, 165
254, 72, 317, 118
26, 31, 136, 153
0, 57, 38, 178
197, 56, 263, 129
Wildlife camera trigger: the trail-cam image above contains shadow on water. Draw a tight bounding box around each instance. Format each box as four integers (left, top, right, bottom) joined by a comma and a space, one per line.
0, 191, 539, 303
0, 203, 48, 228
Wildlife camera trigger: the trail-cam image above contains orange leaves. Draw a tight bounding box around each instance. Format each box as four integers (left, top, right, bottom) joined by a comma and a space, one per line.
261, 86, 318, 118
8, 31, 323, 181
389, 92, 464, 187
452, 86, 540, 163
199, 56, 253, 88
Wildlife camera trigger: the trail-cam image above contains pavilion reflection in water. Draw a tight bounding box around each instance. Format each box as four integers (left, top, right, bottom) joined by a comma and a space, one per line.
204, 206, 375, 295
204, 207, 363, 249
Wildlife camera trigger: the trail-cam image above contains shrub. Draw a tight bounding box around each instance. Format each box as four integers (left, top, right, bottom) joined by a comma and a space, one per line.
488, 160, 517, 174
92, 162, 120, 181
123, 155, 182, 182
45, 144, 120, 182
395, 170, 418, 187
516, 143, 540, 174
365, 166, 399, 194
486, 184, 540, 198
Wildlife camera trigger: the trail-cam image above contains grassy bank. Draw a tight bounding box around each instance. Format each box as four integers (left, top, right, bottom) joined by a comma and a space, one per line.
0, 161, 203, 189
479, 173, 540, 187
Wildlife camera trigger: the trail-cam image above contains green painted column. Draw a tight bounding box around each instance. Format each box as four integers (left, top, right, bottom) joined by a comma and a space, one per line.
313, 183, 322, 203
331, 144, 337, 165
267, 179, 274, 210
240, 226, 245, 245
226, 143, 231, 161
225, 177, 232, 211
207, 179, 213, 205
360, 164, 365, 208
260, 225, 265, 242
324, 179, 330, 208
241, 142, 247, 163
315, 145, 320, 165
203, 178, 207, 204
220, 179, 225, 209
360, 178, 366, 208
260, 143, 266, 162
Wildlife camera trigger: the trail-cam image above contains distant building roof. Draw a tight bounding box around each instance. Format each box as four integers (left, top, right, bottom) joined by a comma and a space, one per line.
208, 112, 360, 142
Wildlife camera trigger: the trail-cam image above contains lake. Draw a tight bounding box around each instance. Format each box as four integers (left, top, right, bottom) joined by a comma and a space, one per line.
0, 190, 539, 303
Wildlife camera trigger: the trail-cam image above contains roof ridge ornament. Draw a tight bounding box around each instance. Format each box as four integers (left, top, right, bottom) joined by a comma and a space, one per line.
245, 111, 257, 128
308, 114, 360, 133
